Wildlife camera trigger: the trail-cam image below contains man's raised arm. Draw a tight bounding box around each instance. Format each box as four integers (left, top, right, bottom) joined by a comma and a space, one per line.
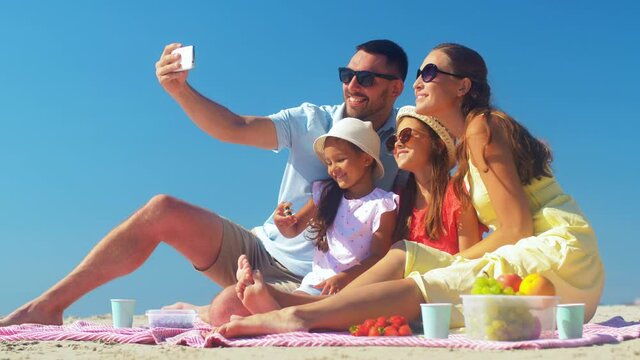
155, 43, 277, 150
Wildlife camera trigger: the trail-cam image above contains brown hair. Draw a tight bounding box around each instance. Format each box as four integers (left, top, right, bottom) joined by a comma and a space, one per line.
452, 108, 553, 209
432, 43, 491, 116
393, 120, 451, 241
307, 139, 376, 252
432, 44, 553, 208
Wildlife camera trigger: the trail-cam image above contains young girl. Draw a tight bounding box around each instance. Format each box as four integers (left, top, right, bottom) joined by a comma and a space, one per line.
215, 43, 604, 338
392, 106, 486, 255
271, 117, 398, 296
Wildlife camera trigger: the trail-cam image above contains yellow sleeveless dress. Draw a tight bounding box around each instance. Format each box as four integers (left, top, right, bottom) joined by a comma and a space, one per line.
404, 162, 605, 327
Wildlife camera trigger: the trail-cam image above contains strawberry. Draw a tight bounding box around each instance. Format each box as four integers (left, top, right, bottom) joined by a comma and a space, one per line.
362, 319, 376, 329
348, 324, 359, 335
388, 315, 407, 328
383, 325, 399, 336
398, 324, 413, 336
375, 316, 387, 328
368, 326, 383, 336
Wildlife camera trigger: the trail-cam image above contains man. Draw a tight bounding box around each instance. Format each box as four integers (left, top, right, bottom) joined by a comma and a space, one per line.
0, 39, 407, 327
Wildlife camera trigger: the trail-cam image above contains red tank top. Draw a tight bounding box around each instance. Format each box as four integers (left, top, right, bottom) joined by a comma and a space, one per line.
407, 184, 486, 255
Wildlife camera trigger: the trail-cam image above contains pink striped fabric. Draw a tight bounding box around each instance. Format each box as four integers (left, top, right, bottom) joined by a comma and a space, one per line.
0, 316, 638, 350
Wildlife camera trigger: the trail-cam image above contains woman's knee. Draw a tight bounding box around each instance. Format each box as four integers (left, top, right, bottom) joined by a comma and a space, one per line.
385, 241, 408, 269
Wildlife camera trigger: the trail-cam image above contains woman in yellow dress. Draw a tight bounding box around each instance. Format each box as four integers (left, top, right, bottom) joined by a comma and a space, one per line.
215, 43, 605, 337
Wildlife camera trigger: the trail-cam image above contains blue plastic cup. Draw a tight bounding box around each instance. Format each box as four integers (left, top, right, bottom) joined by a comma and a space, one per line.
556, 303, 584, 339
111, 299, 136, 328
421, 303, 452, 339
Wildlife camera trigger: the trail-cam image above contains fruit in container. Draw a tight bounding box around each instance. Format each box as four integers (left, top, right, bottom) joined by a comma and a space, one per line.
496, 273, 523, 293
519, 273, 556, 296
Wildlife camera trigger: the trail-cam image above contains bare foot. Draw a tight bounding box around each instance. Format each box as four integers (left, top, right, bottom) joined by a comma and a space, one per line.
234, 254, 280, 314
241, 270, 281, 314
235, 254, 254, 301
162, 302, 210, 323
0, 301, 63, 327
215, 307, 307, 338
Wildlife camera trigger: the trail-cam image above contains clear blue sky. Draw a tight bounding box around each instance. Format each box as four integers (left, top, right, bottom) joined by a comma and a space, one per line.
1, 1, 638, 317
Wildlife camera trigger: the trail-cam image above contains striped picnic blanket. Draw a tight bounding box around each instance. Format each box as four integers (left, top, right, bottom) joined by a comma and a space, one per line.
0, 316, 638, 350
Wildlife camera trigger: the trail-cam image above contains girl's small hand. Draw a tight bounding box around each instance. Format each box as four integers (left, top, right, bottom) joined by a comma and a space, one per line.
314, 272, 350, 295
274, 201, 298, 229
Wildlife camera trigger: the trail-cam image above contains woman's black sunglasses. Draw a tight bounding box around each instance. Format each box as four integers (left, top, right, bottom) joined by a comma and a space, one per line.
385, 127, 429, 152
416, 63, 465, 83
339, 67, 400, 87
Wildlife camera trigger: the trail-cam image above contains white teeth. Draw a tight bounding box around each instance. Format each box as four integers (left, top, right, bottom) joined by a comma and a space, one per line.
349, 96, 366, 103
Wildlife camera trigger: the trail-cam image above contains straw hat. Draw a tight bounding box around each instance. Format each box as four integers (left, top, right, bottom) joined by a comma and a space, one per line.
313, 117, 384, 179
396, 106, 456, 167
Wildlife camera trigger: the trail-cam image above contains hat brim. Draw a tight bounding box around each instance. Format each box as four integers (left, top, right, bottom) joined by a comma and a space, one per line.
313, 135, 385, 180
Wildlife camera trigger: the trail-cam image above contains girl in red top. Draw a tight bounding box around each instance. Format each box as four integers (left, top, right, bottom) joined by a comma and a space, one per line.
390, 107, 486, 254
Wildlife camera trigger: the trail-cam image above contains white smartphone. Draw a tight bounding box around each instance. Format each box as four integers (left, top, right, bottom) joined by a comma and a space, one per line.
171, 45, 195, 72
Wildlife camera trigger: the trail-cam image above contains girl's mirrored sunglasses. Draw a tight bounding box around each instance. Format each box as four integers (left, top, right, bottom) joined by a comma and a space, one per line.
416, 63, 465, 83
385, 127, 429, 152
339, 67, 400, 87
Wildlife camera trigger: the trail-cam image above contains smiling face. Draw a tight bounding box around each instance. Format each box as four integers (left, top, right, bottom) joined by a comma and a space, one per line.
392, 117, 435, 174
322, 137, 374, 192
343, 50, 402, 127
413, 50, 466, 120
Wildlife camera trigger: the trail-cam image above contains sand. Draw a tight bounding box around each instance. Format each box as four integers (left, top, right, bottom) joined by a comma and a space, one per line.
1, 305, 639, 360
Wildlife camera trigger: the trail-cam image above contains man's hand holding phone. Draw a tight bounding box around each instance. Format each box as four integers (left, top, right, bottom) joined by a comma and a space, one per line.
155, 43, 195, 95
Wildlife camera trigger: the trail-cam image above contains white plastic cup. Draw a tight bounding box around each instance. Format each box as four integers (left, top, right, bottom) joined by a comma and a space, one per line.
421, 303, 452, 339
110, 299, 136, 328
556, 303, 584, 339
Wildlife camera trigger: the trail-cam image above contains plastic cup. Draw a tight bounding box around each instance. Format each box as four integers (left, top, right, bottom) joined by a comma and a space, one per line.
111, 299, 136, 328
556, 303, 584, 339
421, 303, 452, 339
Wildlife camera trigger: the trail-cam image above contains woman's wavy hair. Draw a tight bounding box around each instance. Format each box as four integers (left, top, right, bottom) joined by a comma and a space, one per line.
307, 139, 376, 252
433, 44, 553, 207
452, 108, 554, 209
392, 120, 451, 242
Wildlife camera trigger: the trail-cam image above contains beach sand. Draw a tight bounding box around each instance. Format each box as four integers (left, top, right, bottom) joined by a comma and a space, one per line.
1, 305, 639, 359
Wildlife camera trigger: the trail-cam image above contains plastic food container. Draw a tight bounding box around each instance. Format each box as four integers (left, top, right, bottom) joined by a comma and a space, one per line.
145, 309, 197, 328
460, 295, 559, 341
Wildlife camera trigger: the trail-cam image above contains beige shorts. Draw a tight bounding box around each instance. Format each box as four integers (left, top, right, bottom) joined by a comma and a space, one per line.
196, 217, 302, 292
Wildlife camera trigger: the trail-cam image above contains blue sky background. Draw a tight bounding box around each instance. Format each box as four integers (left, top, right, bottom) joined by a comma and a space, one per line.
1, 1, 638, 317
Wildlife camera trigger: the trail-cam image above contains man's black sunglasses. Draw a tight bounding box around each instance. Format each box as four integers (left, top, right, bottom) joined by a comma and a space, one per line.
339, 67, 400, 87
416, 63, 465, 83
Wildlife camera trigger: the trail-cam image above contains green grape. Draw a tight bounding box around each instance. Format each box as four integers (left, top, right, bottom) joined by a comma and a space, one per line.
503, 287, 515, 295
479, 299, 539, 341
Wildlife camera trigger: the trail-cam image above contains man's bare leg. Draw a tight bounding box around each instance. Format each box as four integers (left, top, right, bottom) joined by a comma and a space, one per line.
207, 285, 252, 326
0, 195, 228, 326
216, 277, 423, 338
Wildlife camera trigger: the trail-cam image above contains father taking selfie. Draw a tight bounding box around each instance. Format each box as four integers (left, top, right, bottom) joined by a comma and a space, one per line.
0, 39, 408, 327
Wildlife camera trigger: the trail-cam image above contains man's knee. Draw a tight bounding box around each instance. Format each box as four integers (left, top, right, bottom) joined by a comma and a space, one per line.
144, 194, 183, 216
208, 286, 251, 326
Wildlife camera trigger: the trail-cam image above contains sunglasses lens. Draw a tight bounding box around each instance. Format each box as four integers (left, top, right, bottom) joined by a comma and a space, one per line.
338, 68, 354, 84
358, 72, 377, 87
385, 135, 398, 152
418, 64, 437, 83
399, 128, 412, 143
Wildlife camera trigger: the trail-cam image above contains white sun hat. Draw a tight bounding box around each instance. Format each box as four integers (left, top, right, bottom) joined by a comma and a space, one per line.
313, 117, 384, 179
396, 106, 457, 168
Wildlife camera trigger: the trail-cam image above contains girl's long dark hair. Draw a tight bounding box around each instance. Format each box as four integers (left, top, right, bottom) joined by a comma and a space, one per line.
392, 121, 451, 242
307, 140, 376, 252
